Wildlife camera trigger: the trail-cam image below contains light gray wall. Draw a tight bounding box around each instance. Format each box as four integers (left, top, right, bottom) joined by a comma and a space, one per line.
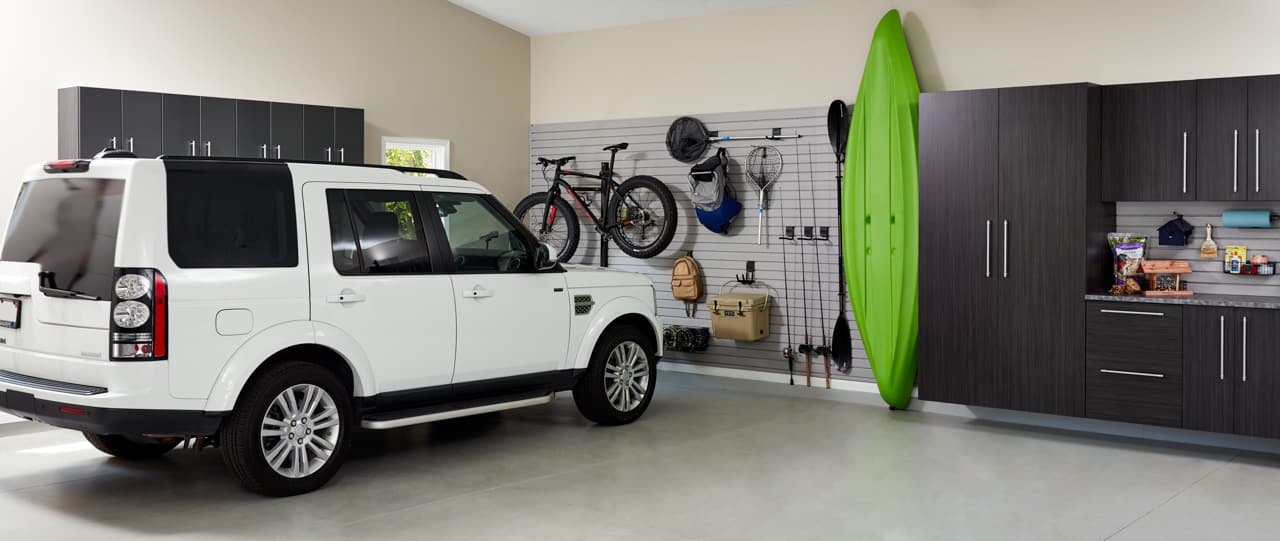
529, 106, 874, 383
1117, 201, 1280, 296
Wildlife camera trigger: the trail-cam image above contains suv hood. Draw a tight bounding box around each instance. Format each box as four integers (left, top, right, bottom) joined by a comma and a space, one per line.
560, 264, 653, 289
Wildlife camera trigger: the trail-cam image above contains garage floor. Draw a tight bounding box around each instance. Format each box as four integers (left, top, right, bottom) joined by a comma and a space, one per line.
0, 371, 1277, 540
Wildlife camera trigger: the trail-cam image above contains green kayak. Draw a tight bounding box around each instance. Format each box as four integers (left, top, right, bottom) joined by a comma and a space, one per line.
843, 10, 920, 409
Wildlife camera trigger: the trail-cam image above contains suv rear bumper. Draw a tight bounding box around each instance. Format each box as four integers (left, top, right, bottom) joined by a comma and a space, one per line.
0, 388, 224, 435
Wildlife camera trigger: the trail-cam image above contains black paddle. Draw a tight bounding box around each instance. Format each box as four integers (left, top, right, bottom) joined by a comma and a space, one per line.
827, 100, 854, 374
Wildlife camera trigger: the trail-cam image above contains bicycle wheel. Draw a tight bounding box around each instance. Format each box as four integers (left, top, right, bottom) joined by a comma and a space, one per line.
606, 176, 677, 259
514, 192, 580, 262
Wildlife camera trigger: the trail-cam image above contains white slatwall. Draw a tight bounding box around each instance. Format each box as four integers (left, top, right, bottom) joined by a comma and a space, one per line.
1117, 201, 1280, 296
529, 107, 873, 384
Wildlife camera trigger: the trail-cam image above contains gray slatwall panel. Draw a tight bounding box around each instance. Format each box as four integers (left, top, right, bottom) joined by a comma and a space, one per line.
529, 106, 873, 384
1116, 201, 1280, 296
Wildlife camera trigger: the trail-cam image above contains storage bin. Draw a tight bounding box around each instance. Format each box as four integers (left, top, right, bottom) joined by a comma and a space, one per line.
707, 287, 771, 342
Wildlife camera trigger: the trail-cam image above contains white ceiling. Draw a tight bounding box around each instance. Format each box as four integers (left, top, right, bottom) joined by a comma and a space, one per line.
449, 0, 812, 37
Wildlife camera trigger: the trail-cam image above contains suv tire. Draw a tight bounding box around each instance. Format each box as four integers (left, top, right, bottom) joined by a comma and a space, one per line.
83, 433, 180, 460
220, 361, 353, 497
573, 325, 657, 425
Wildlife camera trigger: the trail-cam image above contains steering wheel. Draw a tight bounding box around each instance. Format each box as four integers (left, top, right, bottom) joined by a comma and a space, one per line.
496, 250, 526, 273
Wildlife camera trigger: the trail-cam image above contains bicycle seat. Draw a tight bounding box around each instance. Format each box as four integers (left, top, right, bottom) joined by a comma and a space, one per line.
602, 142, 629, 152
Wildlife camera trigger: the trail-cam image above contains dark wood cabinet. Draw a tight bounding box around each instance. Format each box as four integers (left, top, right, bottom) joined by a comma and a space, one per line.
1247, 76, 1280, 200
918, 89, 999, 408
1102, 81, 1197, 201
58, 87, 121, 158
162, 94, 200, 157
1183, 306, 1235, 433
1086, 303, 1183, 427
303, 105, 335, 162
919, 84, 1107, 417
1196, 78, 1248, 201
236, 100, 271, 159
334, 107, 364, 163
270, 103, 304, 160
199, 97, 237, 157
1235, 308, 1280, 438
121, 91, 162, 158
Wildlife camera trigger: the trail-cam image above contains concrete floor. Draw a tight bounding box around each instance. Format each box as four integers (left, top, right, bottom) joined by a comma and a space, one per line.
0, 371, 1277, 540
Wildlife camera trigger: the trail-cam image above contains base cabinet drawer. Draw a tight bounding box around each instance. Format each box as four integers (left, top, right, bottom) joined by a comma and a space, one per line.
1086, 301, 1183, 428
1086, 368, 1182, 427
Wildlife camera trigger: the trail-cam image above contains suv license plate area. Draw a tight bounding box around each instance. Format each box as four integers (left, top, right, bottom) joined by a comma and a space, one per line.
0, 298, 21, 329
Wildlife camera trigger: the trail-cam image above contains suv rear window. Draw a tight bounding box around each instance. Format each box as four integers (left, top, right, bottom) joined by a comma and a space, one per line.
166, 162, 297, 268
1, 178, 125, 300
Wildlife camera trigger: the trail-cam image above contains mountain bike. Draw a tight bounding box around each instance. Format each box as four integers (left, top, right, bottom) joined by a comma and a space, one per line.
515, 142, 677, 261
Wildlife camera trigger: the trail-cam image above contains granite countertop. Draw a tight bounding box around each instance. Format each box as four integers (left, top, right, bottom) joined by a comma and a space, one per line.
1084, 293, 1280, 310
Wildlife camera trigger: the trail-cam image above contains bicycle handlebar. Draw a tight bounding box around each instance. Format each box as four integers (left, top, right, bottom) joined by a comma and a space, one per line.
536, 156, 575, 167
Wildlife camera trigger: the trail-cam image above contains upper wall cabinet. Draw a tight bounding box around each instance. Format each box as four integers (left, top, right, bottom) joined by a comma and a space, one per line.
1248, 76, 1280, 199
57, 87, 364, 163
1101, 81, 1197, 201
1196, 78, 1248, 200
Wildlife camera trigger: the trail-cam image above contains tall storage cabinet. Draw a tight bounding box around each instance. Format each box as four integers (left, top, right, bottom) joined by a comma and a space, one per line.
919, 84, 1111, 417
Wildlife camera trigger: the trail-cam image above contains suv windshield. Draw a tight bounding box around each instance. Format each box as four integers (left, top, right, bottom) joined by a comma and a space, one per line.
1, 178, 125, 300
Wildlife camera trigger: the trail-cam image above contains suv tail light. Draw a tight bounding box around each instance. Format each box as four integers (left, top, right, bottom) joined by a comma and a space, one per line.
42, 160, 90, 174
110, 268, 167, 361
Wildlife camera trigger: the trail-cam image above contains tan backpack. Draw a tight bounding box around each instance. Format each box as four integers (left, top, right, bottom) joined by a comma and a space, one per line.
671, 255, 704, 316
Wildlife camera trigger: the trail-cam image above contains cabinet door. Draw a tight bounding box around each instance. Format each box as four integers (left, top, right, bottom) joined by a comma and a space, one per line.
199, 97, 236, 157
270, 103, 304, 159
1235, 308, 1280, 438
121, 91, 162, 158
303, 105, 335, 162
995, 84, 1088, 416
1183, 306, 1235, 433
1196, 78, 1248, 201
334, 107, 364, 164
236, 100, 270, 158
917, 90, 1000, 407
1248, 76, 1280, 200
77, 87, 122, 157
162, 94, 200, 157
1101, 81, 1197, 201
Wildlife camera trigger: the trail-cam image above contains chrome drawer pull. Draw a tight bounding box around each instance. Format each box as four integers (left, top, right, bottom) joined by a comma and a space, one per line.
1100, 369, 1165, 379
1099, 309, 1164, 317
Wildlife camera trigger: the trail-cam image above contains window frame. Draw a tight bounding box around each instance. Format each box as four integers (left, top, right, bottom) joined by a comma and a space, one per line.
420, 191, 561, 275
323, 188, 447, 276
382, 137, 450, 170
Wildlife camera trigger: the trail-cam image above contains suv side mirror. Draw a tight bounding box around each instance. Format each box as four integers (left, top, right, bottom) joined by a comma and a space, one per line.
535, 242, 559, 270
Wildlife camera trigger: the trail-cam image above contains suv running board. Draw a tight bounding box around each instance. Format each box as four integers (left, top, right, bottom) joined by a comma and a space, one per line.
360, 391, 555, 430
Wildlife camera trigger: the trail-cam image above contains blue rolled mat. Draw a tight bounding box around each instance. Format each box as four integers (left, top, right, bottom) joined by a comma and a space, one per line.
1222, 210, 1276, 228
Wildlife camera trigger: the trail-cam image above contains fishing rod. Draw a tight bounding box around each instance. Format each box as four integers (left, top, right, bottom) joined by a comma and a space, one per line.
779, 224, 796, 385
804, 142, 831, 389
795, 138, 813, 387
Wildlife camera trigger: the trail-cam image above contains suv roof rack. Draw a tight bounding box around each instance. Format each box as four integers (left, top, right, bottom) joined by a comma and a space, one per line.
155, 155, 468, 180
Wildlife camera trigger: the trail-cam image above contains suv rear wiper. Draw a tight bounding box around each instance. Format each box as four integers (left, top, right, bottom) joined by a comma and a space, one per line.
40, 287, 101, 301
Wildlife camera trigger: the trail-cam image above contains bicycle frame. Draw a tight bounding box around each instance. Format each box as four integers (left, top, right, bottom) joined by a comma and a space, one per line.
537, 148, 638, 234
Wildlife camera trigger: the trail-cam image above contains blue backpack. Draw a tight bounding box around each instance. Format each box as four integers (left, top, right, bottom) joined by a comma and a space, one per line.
688, 148, 741, 234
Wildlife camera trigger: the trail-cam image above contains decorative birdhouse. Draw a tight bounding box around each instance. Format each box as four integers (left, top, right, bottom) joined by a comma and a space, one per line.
1158, 214, 1194, 246
1140, 260, 1193, 297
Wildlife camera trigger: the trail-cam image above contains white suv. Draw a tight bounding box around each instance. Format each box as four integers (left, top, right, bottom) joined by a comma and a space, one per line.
0, 153, 662, 496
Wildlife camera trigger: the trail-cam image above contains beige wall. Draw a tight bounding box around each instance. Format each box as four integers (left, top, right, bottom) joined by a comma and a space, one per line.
0, 0, 530, 220
531, 0, 1280, 124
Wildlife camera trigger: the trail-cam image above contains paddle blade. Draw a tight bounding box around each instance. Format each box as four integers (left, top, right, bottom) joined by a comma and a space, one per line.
832, 314, 853, 371
827, 100, 849, 161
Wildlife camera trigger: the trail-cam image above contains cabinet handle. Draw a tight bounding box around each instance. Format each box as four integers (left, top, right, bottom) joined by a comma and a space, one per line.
1233, 129, 1239, 193
1099, 308, 1164, 317
205, 141, 212, 156
339, 148, 345, 163
109, 136, 117, 149
1242, 315, 1248, 383
275, 144, 282, 159
984, 219, 991, 278
127, 137, 134, 153
326, 147, 332, 162
189, 140, 196, 156
1100, 369, 1164, 379
1001, 219, 1008, 278
260, 144, 267, 158
1182, 131, 1188, 194
1257, 129, 1262, 193
1219, 315, 1225, 381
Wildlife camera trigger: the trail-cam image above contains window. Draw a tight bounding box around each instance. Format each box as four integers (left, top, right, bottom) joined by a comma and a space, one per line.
327, 189, 431, 274
382, 137, 450, 170
166, 163, 297, 268
432, 192, 532, 273
1, 177, 124, 299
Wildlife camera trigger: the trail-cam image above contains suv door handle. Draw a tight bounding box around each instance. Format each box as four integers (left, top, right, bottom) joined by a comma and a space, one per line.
326, 293, 366, 304
462, 287, 493, 299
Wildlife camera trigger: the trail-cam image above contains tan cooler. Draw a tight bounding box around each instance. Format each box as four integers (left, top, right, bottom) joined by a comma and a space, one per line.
708, 291, 770, 342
